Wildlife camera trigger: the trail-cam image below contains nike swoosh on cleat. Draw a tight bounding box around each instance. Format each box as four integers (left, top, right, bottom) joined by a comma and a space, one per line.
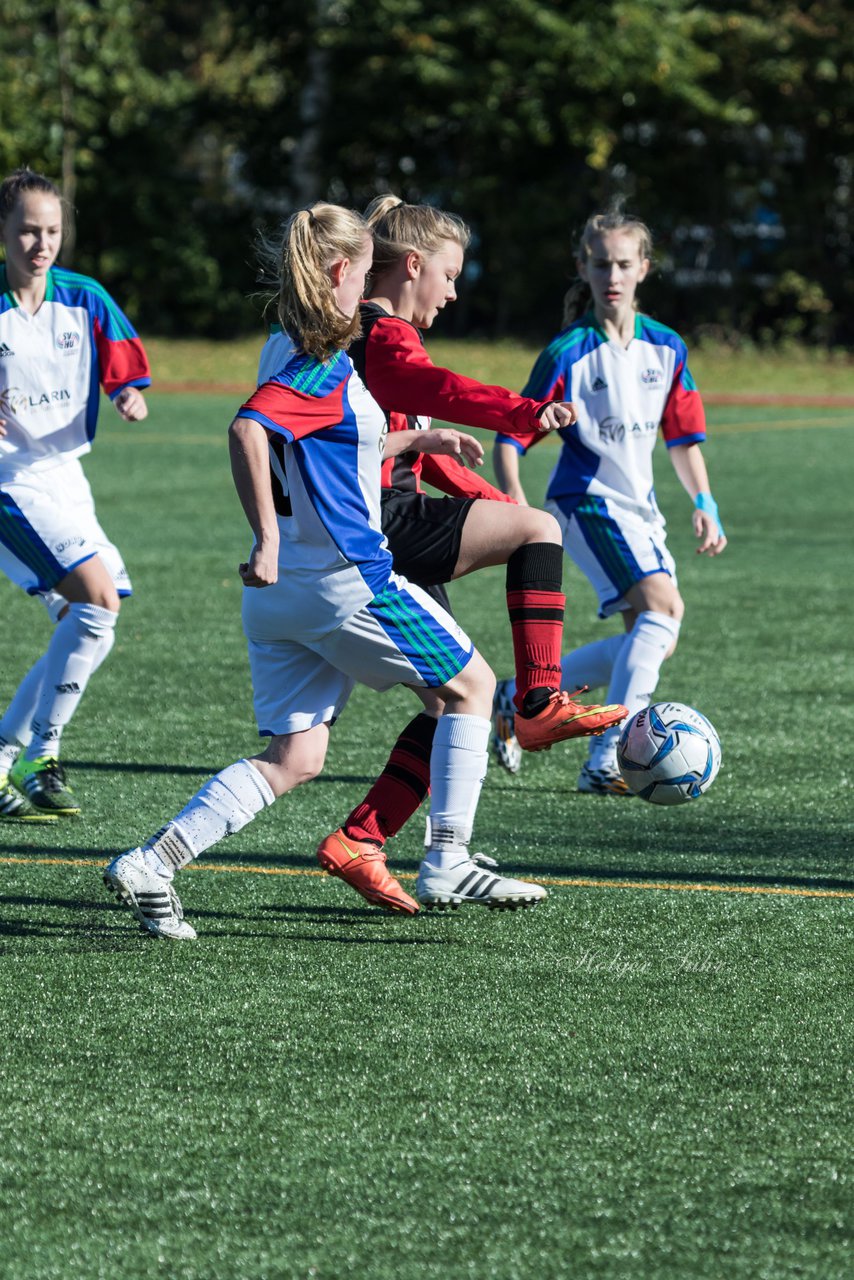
331, 832, 360, 861
550, 707, 623, 733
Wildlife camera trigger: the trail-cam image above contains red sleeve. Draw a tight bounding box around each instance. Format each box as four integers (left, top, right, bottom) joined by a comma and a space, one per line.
420, 452, 517, 502
237, 380, 346, 442
661, 361, 707, 448
94, 321, 151, 397
364, 316, 553, 437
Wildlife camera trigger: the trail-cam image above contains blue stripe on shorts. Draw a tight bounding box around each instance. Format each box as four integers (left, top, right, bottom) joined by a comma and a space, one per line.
368, 580, 472, 686
573, 496, 644, 600
0, 490, 68, 591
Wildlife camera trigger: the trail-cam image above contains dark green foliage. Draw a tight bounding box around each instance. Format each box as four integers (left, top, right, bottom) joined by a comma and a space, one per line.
0, 2, 851, 343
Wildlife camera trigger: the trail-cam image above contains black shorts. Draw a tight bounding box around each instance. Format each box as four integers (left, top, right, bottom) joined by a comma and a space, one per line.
381, 489, 475, 614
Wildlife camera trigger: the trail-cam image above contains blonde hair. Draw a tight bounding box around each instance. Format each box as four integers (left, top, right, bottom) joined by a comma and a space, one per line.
562, 209, 654, 327
260, 202, 370, 360
364, 195, 471, 277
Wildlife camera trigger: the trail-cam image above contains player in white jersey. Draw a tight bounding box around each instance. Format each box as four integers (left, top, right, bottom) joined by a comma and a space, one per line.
0, 168, 150, 820
103, 202, 547, 939
493, 209, 727, 792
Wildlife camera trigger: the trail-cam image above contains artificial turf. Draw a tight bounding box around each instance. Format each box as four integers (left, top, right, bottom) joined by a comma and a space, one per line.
0, 394, 851, 1278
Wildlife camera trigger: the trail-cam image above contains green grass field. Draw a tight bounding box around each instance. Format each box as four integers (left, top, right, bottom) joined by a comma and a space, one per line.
145, 334, 854, 400
1, 383, 852, 1278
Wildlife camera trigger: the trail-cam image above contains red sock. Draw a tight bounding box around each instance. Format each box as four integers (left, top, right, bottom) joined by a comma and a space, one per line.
506, 543, 565, 715
343, 713, 437, 846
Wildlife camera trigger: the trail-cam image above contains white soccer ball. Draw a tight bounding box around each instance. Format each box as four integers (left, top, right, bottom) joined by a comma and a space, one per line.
616, 701, 721, 805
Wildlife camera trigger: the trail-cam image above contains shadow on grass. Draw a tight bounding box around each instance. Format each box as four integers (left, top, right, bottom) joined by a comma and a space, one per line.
0, 893, 453, 947
64, 760, 377, 787
3, 833, 851, 896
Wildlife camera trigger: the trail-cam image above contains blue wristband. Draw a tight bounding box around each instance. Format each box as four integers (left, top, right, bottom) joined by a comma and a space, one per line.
694, 492, 725, 538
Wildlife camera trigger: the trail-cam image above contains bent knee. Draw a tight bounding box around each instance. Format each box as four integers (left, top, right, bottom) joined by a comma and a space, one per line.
441, 650, 495, 717
522, 507, 561, 545
628, 576, 684, 621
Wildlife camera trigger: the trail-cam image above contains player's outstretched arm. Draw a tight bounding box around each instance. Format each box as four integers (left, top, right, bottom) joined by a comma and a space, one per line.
366, 317, 572, 437
382, 426, 483, 467
669, 442, 727, 556
228, 416, 280, 587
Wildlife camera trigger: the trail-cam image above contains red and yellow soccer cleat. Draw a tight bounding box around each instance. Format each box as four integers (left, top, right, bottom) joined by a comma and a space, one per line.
514, 688, 628, 753
316, 828, 419, 915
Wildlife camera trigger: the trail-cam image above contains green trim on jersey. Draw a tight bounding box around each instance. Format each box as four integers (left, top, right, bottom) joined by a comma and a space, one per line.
0, 265, 58, 307
0, 264, 17, 308
637, 313, 682, 341
290, 355, 339, 396
49, 268, 135, 340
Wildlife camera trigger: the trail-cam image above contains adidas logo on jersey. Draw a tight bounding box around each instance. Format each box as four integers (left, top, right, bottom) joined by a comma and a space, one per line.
0, 343, 13, 357
591, 375, 607, 392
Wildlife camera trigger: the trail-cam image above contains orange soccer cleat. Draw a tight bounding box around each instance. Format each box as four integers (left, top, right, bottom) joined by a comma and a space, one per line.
316, 828, 419, 915
514, 687, 628, 753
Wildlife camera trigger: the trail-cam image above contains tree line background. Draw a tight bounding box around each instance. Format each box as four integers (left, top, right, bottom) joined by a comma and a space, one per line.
1, 0, 850, 347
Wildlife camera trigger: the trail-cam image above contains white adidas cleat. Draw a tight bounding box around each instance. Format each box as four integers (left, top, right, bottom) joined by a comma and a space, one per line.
415, 852, 547, 911
491, 678, 522, 775
103, 848, 197, 940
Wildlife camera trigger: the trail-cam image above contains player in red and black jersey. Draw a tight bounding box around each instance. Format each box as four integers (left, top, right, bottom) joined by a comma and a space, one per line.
309, 198, 628, 894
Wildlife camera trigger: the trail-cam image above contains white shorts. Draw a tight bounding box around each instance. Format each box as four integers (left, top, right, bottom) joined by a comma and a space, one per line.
547, 494, 676, 619
0, 458, 131, 622
244, 574, 474, 736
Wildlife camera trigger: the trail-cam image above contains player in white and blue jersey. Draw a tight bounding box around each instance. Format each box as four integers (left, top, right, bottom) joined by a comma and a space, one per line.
493, 209, 727, 793
104, 202, 547, 939
0, 168, 150, 820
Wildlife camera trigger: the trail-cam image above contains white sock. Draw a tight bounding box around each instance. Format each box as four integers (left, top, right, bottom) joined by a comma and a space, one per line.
26, 604, 117, 760
0, 655, 48, 765
588, 611, 681, 769
423, 714, 490, 870
141, 759, 276, 876
560, 634, 626, 692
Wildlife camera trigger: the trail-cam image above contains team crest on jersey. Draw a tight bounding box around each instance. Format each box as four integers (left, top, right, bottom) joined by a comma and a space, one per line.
591, 375, 608, 392
56, 330, 81, 352
640, 367, 664, 386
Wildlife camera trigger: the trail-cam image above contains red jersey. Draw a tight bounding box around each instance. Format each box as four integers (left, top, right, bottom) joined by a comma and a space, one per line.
349, 303, 556, 502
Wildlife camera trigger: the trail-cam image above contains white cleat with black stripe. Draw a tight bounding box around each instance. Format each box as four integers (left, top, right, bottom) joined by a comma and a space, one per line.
103, 848, 197, 940
415, 853, 547, 911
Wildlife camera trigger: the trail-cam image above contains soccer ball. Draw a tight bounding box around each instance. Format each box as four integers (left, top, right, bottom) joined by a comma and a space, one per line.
616, 701, 721, 805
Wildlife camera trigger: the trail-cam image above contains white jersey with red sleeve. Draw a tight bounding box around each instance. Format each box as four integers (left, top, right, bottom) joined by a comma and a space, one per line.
257, 317, 515, 503
0, 265, 150, 480
238, 346, 395, 636
496, 313, 706, 519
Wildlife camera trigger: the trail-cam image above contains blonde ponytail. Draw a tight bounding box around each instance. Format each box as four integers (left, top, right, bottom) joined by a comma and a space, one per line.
259, 202, 370, 360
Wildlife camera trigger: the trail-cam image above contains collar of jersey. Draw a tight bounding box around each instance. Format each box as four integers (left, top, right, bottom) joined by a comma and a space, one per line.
270, 346, 351, 397
586, 311, 643, 345
0, 264, 56, 308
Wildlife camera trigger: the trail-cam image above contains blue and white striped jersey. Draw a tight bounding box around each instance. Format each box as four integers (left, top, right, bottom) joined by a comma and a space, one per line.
0, 265, 150, 479
497, 314, 706, 519
237, 346, 393, 636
